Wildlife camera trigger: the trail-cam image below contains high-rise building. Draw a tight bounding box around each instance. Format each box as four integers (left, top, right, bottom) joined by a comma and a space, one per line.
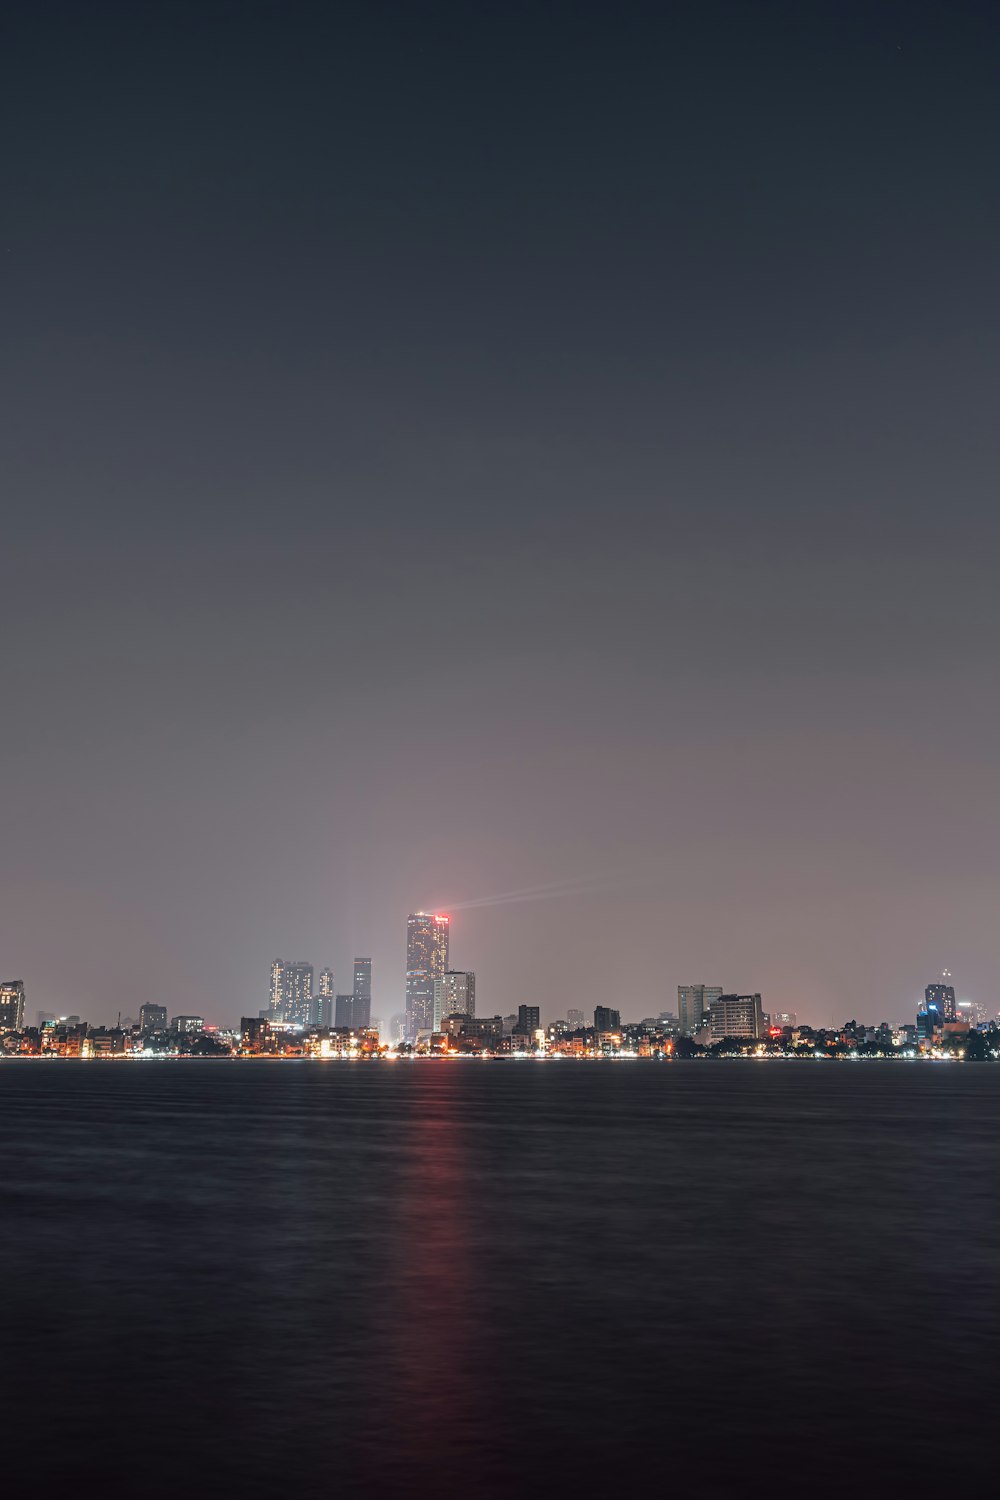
318, 969, 335, 997
353, 958, 373, 1030
516, 1004, 540, 1034
677, 985, 722, 1036
925, 982, 956, 1023
269, 960, 314, 1024
139, 1003, 168, 1034
0, 981, 25, 1032
335, 994, 355, 1029
567, 1008, 585, 1030
709, 994, 764, 1041
433, 971, 476, 1029
594, 1005, 621, 1033
318, 995, 334, 1027
405, 913, 450, 1037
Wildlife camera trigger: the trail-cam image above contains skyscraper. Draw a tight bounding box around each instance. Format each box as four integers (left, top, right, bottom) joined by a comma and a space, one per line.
335, 994, 355, 1029
316, 969, 335, 1025
0, 981, 25, 1032
353, 958, 372, 1030
405, 913, 449, 1037
925, 981, 956, 1023
269, 960, 314, 1024
433, 970, 476, 1029
677, 985, 722, 1036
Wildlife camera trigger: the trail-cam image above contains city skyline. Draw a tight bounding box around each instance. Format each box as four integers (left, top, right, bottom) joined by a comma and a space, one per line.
0, 926, 982, 1034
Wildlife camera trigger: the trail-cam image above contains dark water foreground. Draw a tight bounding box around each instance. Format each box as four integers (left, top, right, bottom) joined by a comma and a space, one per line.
2, 1060, 997, 1498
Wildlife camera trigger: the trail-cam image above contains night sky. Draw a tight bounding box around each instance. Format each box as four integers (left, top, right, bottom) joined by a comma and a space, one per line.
4, 0, 999, 1028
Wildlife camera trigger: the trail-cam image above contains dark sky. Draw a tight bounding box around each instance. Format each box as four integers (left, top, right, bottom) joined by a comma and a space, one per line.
3, 0, 999, 1028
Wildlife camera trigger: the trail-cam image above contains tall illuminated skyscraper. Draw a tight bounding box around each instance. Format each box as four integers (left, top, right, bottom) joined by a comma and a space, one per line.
353, 958, 372, 1029
269, 960, 314, 1024
406, 913, 450, 1037
317, 968, 335, 1025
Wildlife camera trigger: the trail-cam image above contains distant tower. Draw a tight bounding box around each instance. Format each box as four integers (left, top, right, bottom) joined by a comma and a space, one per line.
139, 1003, 168, 1034
353, 958, 373, 1029
925, 978, 956, 1023
406, 913, 450, 1038
0, 981, 26, 1033
677, 985, 722, 1036
269, 960, 314, 1024
433, 970, 476, 1029
317, 968, 335, 1025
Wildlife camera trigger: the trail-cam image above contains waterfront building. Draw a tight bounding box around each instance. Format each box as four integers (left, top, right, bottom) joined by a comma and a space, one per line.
924, 982, 956, 1023
709, 993, 764, 1041
0, 981, 26, 1032
516, 1004, 541, 1035
594, 1005, 621, 1033
353, 958, 372, 1030
139, 1003, 168, 1033
405, 913, 450, 1037
335, 994, 355, 1029
269, 960, 314, 1024
172, 1015, 204, 1033
677, 985, 722, 1036
567, 1007, 585, 1030
433, 970, 475, 1029
916, 1009, 938, 1041
315, 969, 335, 1025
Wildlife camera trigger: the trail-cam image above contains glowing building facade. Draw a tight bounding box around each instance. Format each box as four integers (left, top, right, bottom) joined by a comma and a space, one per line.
353, 958, 372, 1030
709, 993, 764, 1041
269, 960, 314, 1024
0, 981, 25, 1033
925, 982, 956, 1023
406, 913, 450, 1038
433, 970, 476, 1030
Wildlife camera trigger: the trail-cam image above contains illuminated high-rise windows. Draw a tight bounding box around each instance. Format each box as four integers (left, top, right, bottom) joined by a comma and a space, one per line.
268, 960, 314, 1024
433, 970, 475, 1029
0, 980, 25, 1033
925, 982, 956, 1022
708, 993, 763, 1041
353, 958, 372, 1030
405, 913, 449, 1037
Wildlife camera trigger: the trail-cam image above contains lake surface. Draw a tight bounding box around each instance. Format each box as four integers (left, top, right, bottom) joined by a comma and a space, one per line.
2, 1060, 997, 1497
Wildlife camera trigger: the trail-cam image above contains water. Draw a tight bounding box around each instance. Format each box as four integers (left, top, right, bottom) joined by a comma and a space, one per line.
2, 1060, 997, 1497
